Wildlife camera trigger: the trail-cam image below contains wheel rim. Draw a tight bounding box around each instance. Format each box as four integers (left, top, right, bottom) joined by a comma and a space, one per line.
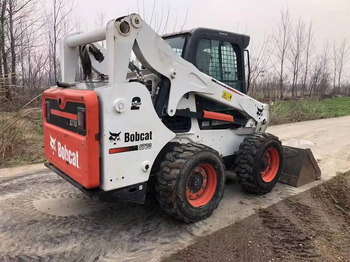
186, 163, 217, 207
260, 147, 280, 183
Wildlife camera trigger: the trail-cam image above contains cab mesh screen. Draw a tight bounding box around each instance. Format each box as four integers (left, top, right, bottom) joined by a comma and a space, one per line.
196, 39, 239, 89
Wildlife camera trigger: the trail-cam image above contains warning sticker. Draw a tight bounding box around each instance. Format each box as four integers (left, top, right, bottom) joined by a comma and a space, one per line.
222, 91, 232, 101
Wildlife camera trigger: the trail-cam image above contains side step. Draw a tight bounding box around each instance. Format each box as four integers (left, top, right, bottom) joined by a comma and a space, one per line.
279, 146, 321, 187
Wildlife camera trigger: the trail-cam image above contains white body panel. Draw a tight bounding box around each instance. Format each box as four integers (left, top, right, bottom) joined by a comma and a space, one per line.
59, 14, 270, 191
95, 82, 175, 191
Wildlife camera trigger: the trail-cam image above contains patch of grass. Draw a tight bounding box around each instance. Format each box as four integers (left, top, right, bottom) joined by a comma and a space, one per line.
270, 96, 350, 125
0, 108, 45, 168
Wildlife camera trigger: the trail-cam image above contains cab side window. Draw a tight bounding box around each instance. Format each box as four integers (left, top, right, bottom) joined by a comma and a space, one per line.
195, 39, 240, 90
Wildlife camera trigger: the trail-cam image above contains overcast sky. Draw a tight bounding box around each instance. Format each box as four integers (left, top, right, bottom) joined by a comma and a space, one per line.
75, 0, 350, 47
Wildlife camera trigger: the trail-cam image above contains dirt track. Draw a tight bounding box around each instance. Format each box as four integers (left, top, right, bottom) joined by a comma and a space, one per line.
1, 171, 350, 262
166, 171, 350, 262
0, 171, 181, 261
0, 117, 349, 261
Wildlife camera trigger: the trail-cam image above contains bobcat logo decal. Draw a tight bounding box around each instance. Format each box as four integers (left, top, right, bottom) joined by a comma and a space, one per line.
50, 134, 56, 155
109, 131, 121, 144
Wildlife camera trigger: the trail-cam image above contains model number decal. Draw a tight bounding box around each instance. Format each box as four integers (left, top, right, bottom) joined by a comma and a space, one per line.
109, 143, 152, 154
222, 91, 232, 101
70, 119, 77, 127
138, 143, 152, 151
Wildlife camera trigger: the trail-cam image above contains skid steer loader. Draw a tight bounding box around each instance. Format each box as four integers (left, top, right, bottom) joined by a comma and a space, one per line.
43, 14, 320, 222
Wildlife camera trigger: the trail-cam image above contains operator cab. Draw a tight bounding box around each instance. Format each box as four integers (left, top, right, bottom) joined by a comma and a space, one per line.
163, 28, 250, 94
162, 28, 250, 131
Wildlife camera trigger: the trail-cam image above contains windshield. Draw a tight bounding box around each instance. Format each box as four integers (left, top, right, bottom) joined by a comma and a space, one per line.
164, 36, 186, 57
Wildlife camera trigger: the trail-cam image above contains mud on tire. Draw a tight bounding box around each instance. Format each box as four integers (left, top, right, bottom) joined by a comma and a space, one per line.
155, 143, 225, 223
235, 133, 283, 194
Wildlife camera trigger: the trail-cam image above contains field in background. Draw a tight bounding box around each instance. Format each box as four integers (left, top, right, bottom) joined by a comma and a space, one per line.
270, 96, 350, 125
0, 96, 349, 168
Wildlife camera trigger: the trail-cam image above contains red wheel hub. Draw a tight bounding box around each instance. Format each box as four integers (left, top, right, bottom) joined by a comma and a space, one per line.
186, 164, 217, 207
260, 147, 280, 182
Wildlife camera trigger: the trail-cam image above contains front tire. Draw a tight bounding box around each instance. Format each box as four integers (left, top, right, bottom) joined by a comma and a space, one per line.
156, 143, 225, 223
235, 133, 284, 194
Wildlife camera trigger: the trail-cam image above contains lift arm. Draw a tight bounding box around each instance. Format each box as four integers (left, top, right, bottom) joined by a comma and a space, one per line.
60, 14, 269, 132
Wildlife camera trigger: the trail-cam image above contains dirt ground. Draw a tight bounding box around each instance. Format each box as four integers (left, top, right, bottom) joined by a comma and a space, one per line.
0, 116, 349, 261
1, 172, 349, 262
165, 171, 350, 262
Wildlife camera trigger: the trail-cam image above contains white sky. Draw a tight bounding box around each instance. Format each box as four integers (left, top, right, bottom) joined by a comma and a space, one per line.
74, 0, 350, 80
75, 0, 350, 47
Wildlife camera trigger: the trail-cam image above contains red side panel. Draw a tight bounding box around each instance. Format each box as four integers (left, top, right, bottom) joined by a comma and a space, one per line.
43, 87, 100, 189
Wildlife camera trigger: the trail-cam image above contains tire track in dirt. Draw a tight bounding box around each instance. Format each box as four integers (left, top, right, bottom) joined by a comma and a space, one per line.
166, 172, 350, 262
258, 205, 320, 261
0, 172, 210, 261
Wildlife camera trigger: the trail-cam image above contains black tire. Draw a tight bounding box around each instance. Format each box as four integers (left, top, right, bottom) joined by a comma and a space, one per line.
234, 133, 283, 194
155, 143, 225, 223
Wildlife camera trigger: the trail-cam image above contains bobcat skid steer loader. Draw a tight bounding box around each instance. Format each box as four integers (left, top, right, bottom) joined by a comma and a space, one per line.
43, 14, 320, 222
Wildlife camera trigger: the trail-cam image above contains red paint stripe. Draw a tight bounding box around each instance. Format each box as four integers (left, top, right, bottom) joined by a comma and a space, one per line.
224, 86, 243, 96
51, 109, 78, 120
212, 78, 244, 97
203, 110, 234, 122
109, 146, 138, 154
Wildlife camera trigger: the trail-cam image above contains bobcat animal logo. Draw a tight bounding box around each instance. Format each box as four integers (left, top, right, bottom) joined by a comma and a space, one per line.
257, 107, 264, 116
50, 134, 56, 155
109, 131, 121, 142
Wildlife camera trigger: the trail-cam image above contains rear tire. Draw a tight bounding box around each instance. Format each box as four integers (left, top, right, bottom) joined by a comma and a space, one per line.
235, 133, 283, 194
156, 143, 225, 223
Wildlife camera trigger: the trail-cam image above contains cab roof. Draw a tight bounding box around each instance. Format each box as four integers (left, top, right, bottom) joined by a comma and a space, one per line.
162, 27, 250, 49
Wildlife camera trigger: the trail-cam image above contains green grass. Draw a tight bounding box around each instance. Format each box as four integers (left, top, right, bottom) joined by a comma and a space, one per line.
270, 97, 350, 125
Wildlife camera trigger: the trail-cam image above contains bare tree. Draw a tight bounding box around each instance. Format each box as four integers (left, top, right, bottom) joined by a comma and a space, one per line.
272, 8, 292, 99
136, 0, 186, 34
310, 43, 330, 97
332, 41, 338, 92
301, 22, 314, 96
94, 11, 105, 48
289, 19, 305, 97
332, 39, 349, 94
0, 0, 40, 100
336, 39, 349, 94
45, 0, 75, 85
247, 35, 273, 98
319, 44, 331, 96
7, 0, 40, 86
0, 0, 9, 99
95, 11, 105, 29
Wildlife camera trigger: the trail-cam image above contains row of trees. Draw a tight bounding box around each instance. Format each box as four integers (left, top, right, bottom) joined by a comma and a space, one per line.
248, 9, 349, 100
0, 0, 76, 102
0, 1, 348, 103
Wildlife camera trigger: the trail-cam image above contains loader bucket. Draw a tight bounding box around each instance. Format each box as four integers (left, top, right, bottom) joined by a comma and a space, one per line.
279, 146, 321, 187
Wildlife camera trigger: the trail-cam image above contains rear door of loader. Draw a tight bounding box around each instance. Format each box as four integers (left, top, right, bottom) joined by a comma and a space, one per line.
43, 88, 100, 189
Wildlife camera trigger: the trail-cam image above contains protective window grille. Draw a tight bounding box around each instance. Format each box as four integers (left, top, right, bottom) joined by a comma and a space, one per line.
221, 43, 238, 82
162, 115, 191, 133
196, 39, 238, 88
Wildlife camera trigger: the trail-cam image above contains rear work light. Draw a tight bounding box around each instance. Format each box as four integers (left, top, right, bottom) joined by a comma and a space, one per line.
45, 101, 51, 120
77, 107, 86, 131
